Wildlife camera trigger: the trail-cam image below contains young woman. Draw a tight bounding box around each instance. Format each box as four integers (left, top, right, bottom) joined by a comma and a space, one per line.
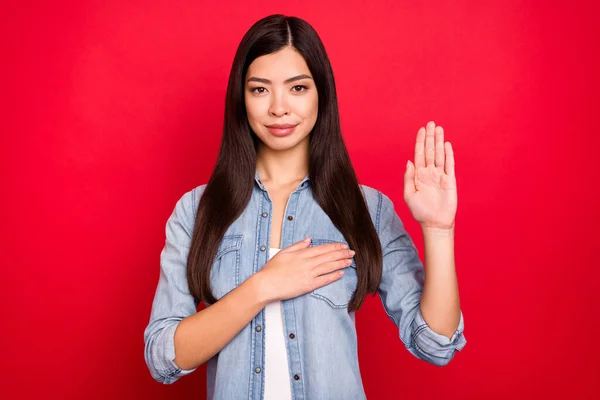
144, 14, 466, 399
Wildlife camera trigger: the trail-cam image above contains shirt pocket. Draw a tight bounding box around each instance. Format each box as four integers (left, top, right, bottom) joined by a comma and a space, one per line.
309, 238, 358, 309
209, 234, 243, 300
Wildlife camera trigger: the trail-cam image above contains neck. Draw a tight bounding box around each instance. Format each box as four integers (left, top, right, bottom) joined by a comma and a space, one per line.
256, 137, 309, 186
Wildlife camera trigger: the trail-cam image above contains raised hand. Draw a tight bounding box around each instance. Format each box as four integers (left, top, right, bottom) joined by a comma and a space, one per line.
404, 121, 457, 230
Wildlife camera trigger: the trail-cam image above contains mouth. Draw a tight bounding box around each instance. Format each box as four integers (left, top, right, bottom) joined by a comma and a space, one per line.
265, 123, 298, 137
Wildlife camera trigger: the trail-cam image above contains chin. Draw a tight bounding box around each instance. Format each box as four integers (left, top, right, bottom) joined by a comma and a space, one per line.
261, 133, 309, 151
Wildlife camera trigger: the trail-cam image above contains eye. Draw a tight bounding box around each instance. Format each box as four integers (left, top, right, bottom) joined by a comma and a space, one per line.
292, 85, 307, 92
250, 87, 267, 94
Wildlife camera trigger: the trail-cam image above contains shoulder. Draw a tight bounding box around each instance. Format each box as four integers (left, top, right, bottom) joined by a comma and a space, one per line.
358, 184, 396, 234
360, 184, 414, 249
359, 182, 396, 206
170, 183, 208, 223
188, 184, 208, 216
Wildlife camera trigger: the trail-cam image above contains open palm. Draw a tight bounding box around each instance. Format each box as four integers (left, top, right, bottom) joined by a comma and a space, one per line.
404, 121, 457, 230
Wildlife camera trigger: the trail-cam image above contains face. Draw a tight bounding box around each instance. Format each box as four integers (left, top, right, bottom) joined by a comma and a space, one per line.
244, 46, 318, 151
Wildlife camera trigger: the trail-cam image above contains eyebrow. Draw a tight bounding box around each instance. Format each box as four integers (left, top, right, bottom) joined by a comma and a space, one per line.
246, 74, 313, 85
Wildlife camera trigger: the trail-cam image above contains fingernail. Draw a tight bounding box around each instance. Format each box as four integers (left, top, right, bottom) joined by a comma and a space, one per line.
341, 243, 348, 249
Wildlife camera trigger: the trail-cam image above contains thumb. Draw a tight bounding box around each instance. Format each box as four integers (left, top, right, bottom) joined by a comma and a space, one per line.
280, 237, 311, 253
404, 160, 416, 198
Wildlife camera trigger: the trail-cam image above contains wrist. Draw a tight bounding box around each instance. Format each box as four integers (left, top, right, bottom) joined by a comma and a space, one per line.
421, 225, 455, 238
247, 271, 273, 307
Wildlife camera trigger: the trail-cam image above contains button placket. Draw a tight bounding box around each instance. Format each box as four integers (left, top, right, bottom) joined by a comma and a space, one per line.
250, 194, 271, 397
278, 191, 305, 393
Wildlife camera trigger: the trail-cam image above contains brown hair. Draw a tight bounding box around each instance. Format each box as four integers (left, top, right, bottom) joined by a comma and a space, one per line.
187, 14, 382, 311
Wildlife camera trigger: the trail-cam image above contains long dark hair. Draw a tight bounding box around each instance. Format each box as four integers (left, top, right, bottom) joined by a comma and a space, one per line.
187, 14, 382, 312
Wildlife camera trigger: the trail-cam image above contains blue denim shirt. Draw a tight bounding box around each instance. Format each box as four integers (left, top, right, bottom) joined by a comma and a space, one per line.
144, 171, 467, 399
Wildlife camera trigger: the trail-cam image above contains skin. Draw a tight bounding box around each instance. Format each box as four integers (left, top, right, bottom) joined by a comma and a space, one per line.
246, 46, 461, 339
173, 47, 461, 370
244, 45, 317, 249
405, 122, 461, 338
245, 46, 316, 185
244, 45, 351, 302
173, 47, 351, 371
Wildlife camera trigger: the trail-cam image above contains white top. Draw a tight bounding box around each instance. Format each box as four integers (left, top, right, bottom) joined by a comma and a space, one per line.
264, 247, 293, 400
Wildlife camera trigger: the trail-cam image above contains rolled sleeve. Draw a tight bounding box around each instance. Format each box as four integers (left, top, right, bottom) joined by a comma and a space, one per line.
375, 190, 466, 366
143, 186, 205, 383
409, 308, 466, 366
144, 321, 197, 383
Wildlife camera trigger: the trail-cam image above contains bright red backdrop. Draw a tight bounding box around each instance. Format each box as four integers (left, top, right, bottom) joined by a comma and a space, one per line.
2, 1, 599, 399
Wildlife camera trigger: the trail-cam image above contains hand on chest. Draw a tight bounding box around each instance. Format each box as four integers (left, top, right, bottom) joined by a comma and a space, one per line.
207, 186, 358, 310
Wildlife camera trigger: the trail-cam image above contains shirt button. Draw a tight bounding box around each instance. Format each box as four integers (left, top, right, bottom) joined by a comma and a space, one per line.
255, 367, 262, 374
289, 333, 295, 339
256, 325, 262, 332
262, 212, 268, 217
294, 374, 300, 380
287, 215, 293, 220
260, 245, 266, 251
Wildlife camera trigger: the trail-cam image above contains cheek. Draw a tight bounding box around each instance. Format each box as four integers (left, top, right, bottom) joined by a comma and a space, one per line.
308, 96, 319, 122
245, 100, 261, 125
297, 95, 319, 120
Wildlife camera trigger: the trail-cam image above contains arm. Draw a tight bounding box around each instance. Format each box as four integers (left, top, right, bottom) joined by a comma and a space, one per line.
172, 274, 268, 370
143, 187, 270, 383
376, 191, 466, 366
420, 226, 461, 339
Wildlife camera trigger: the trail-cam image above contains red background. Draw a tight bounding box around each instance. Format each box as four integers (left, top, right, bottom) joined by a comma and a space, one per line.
2, 1, 599, 398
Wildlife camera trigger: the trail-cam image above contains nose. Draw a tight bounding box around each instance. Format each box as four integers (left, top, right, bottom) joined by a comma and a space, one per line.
268, 92, 290, 117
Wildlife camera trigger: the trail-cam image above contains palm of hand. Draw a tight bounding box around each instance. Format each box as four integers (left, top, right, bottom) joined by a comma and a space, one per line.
404, 121, 457, 230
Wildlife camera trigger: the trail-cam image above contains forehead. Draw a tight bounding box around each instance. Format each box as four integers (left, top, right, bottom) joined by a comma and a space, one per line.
246, 47, 311, 81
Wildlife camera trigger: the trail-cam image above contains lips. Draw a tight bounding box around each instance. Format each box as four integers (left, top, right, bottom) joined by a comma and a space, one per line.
266, 123, 298, 137
266, 124, 297, 129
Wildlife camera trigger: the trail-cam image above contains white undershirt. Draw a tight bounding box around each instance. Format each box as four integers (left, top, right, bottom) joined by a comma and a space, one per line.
264, 247, 293, 400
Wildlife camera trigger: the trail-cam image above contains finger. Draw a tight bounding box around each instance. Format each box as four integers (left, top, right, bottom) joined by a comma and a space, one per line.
414, 127, 426, 169
313, 269, 345, 289
425, 121, 435, 166
404, 160, 416, 199
312, 258, 353, 277
435, 125, 445, 169
302, 242, 348, 257
280, 237, 312, 253
311, 248, 354, 267
444, 141, 455, 176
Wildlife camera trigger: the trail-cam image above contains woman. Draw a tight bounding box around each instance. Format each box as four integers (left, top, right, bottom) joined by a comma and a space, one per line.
144, 14, 466, 399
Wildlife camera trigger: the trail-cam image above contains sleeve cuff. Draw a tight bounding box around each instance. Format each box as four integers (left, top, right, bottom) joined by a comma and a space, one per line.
157, 323, 198, 384
409, 309, 467, 365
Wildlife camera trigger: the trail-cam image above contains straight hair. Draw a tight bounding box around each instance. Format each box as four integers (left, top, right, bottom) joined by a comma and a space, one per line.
187, 14, 382, 312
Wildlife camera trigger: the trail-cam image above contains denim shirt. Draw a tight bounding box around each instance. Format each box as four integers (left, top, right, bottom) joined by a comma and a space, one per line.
144, 171, 467, 399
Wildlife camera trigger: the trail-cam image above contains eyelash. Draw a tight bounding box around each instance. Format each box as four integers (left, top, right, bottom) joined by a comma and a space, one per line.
250, 85, 307, 94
